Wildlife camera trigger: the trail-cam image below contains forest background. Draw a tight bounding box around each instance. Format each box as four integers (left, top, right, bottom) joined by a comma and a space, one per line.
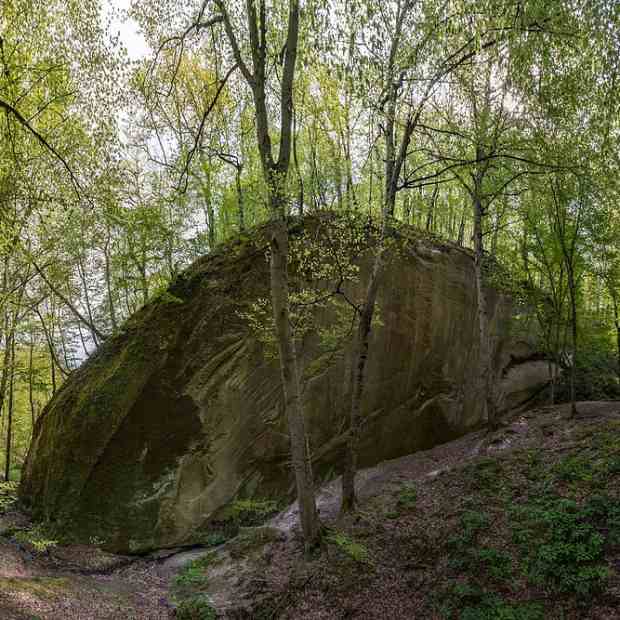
0, 0, 618, 492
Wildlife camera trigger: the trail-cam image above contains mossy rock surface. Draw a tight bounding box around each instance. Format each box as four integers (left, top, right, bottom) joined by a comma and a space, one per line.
20, 218, 541, 553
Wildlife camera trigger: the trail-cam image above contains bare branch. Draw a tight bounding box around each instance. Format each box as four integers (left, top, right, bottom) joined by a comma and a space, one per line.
0, 97, 82, 197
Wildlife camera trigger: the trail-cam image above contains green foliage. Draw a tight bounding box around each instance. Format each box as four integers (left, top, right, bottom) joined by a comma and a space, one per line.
153, 290, 185, 306
0, 481, 18, 513
475, 548, 514, 581
396, 483, 417, 509
511, 496, 613, 596
239, 214, 366, 363
326, 531, 371, 564
447, 510, 513, 579
174, 553, 215, 589
556, 344, 620, 402
442, 437, 620, 609
554, 454, 593, 483
462, 457, 504, 493
225, 498, 280, 526
175, 595, 216, 620
439, 583, 544, 620
13, 525, 58, 553
448, 510, 489, 550
461, 596, 545, 620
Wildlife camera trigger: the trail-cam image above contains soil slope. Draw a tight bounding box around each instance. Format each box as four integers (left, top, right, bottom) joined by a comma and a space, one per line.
2, 400, 618, 619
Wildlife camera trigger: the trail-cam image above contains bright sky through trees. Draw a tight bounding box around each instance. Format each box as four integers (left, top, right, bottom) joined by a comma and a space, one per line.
104, 0, 149, 60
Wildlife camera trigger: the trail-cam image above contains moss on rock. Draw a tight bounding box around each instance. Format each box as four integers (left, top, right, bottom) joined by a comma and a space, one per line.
19, 218, 537, 553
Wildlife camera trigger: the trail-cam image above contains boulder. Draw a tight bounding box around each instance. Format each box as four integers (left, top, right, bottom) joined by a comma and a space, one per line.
19, 221, 543, 552
499, 358, 559, 411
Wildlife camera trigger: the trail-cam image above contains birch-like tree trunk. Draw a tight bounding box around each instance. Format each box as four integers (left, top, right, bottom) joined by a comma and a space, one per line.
217, 0, 319, 548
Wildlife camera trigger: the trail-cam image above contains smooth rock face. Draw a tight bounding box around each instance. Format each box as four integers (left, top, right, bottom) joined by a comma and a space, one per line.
499, 360, 558, 411
20, 226, 544, 553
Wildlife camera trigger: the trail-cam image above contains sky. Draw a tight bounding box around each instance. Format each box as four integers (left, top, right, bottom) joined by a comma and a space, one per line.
103, 0, 150, 60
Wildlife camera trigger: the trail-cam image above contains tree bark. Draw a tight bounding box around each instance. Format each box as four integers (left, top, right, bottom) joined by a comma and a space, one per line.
4, 335, 15, 482
566, 262, 578, 416
610, 292, 620, 381
29, 335, 36, 428
0, 313, 12, 425
235, 163, 245, 232
341, 0, 418, 511
472, 186, 497, 429
103, 224, 118, 331
217, 0, 319, 549
269, 215, 318, 546
341, 237, 383, 511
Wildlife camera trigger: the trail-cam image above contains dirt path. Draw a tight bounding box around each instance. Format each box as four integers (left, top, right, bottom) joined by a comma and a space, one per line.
0, 524, 178, 619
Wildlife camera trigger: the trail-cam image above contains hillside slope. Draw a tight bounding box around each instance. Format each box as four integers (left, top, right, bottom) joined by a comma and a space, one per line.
180, 401, 620, 620
1, 401, 618, 619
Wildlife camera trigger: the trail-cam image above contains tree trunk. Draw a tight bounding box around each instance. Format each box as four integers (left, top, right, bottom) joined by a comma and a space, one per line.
35, 307, 60, 394
566, 264, 578, 416
217, 0, 318, 549
341, 242, 383, 511
33, 261, 106, 342
472, 191, 497, 429
104, 225, 118, 331
235, 164, 245, 232
269, 214, 318, 548
4, 335, 15, 482
426, 185, 438, 232
77, 250, 99, 347
207, 173, 216, 248
29, 336, 36, 428
616, 322, 620, 383
0, 313, 12, 423
457, 210, 466, 246
611, 294, 620, 381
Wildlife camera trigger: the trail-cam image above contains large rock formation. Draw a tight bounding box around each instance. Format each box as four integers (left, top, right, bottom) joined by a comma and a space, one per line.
19, 221, 545, 553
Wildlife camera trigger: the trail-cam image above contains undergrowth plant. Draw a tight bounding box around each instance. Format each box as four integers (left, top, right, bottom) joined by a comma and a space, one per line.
0, 481, 18, 513
326, 531, 371, 564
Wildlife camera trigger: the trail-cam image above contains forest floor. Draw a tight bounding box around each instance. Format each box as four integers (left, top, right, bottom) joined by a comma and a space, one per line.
0, 400, 619, 619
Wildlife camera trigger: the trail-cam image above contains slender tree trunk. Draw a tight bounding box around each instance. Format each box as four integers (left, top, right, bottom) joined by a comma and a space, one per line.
520, 225, 529, 273
235, 164, 245, 232
269, 212, 318, 547
457, 210, 466, 246
35, 307, 61, 394
611, 294, 620, 381
218, 0, 319, 549
426, 185, 438, 232
59, 319, 73, 368
104, 226, 118, 331
121, 264, 133, 316
77, 250, 99, 347
32, 261, 106, 342
205, 164, 216, 248
566, 264, 578, 416
0, 313, 12, 423
29, 335, 36, 428
4, 335, 15, 482
341, 241, 384, 511
76, 319, 89, 358
472, 189, 497, 429
292, 105, 305, 216
341, 0, 418, 510
616, 321, 620, 382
